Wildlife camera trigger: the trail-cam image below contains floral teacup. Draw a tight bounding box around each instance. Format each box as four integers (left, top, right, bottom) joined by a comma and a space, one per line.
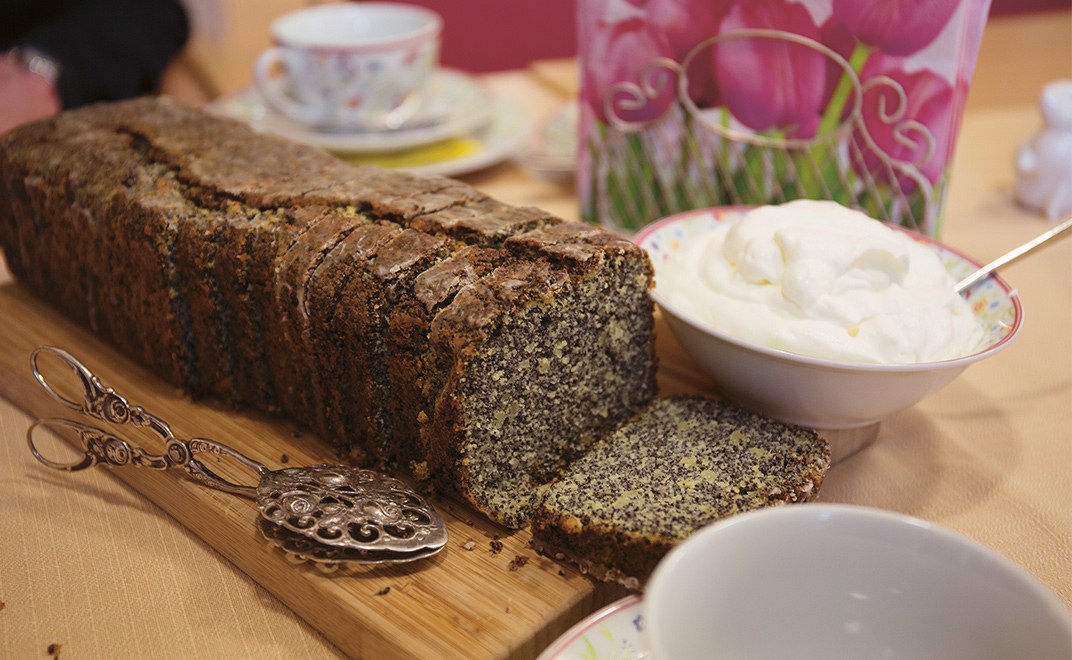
254, 2, 441, 131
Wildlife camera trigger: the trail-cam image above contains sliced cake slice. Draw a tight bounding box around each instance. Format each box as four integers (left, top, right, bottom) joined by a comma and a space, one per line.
392, 246, 505, 477
304, 220, 401, 459
214, 203, 307, 411
331, 227, 456, 469
270, 208, 367, 422
171, 201, 236, 399
302, 220, 459, 466
530, 396, 830, 588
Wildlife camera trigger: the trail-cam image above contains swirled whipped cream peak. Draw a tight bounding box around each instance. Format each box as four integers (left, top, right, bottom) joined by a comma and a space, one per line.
658, 200, 984, 364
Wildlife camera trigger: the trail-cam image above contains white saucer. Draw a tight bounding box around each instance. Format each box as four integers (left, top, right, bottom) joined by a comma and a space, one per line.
208, 69, 494, 154
537, 595, 649, 660
337, 97, 528, 177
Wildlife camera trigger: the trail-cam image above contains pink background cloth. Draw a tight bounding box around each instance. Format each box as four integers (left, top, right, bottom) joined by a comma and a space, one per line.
399, 0, 1063, 72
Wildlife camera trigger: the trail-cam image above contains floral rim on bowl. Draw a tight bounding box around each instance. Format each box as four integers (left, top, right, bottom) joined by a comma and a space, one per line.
634, 206, 1023, 371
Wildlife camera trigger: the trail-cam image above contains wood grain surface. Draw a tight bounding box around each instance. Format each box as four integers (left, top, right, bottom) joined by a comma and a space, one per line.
0, 281, 635, 659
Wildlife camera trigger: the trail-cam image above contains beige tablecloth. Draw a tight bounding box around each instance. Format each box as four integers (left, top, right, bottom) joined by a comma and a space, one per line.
1, 10, 1069, 659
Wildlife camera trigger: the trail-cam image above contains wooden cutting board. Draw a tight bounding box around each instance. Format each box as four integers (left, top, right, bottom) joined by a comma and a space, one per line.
0, 280, 715, 659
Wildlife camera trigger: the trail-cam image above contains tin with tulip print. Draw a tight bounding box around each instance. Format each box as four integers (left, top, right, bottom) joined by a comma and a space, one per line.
578, 0, 992, 237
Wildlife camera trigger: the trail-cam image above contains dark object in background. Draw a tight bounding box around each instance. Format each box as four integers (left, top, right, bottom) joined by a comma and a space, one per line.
0, 0, 188, 108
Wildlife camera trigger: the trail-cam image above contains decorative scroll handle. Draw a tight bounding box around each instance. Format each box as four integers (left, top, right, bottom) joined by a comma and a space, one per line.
27, 346, 263, 498
28, 418, 168, 472
31, 346, 173, 441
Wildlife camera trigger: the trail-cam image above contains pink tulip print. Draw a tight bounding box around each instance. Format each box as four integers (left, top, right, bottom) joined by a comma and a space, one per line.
714, 0, 827, 139
581, 14, 676, 125
646, 0, 731, 106
832, 0, 961, 57
578, 0, 992, 236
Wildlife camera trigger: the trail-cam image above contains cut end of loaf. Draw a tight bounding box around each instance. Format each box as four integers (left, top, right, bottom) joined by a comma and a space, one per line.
429, 248, 657, 528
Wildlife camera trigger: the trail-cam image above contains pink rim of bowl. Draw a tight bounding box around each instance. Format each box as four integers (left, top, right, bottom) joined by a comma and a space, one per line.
536, 594, 643, 660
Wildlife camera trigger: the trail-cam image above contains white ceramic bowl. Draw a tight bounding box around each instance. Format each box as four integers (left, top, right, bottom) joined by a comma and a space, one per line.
634, 207, 1023, 431
643, 504, 1071, 660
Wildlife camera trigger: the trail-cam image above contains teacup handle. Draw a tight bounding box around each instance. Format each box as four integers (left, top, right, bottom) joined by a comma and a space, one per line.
254, 47, 330, 126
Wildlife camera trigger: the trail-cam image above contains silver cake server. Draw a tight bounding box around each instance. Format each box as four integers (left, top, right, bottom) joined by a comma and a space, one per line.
26, 346, 448, 569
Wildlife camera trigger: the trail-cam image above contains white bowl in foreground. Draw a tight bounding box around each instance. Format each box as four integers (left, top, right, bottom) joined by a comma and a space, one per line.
643, 504, 1071, 660
634, 207, 1023, 431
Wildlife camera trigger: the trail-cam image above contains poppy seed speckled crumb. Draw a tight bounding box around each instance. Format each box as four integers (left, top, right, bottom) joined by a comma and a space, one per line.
531, 396, 830, 587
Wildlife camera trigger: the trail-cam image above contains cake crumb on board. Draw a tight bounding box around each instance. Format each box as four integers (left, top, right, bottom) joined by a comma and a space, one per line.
508, 555, 530, 571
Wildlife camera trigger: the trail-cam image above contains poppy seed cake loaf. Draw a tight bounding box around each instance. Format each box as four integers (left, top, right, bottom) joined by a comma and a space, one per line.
531, 396, 830, 586
0, 97, 658, 528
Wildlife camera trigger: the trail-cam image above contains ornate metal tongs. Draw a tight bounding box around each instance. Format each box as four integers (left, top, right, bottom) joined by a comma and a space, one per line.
26, 346, 448, 568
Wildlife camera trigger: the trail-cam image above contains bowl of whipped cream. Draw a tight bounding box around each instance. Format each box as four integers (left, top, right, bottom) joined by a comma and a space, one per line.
635, 200, 1022, 437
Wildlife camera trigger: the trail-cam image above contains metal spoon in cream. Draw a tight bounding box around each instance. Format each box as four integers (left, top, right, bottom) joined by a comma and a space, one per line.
955, 216, 1072, 294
